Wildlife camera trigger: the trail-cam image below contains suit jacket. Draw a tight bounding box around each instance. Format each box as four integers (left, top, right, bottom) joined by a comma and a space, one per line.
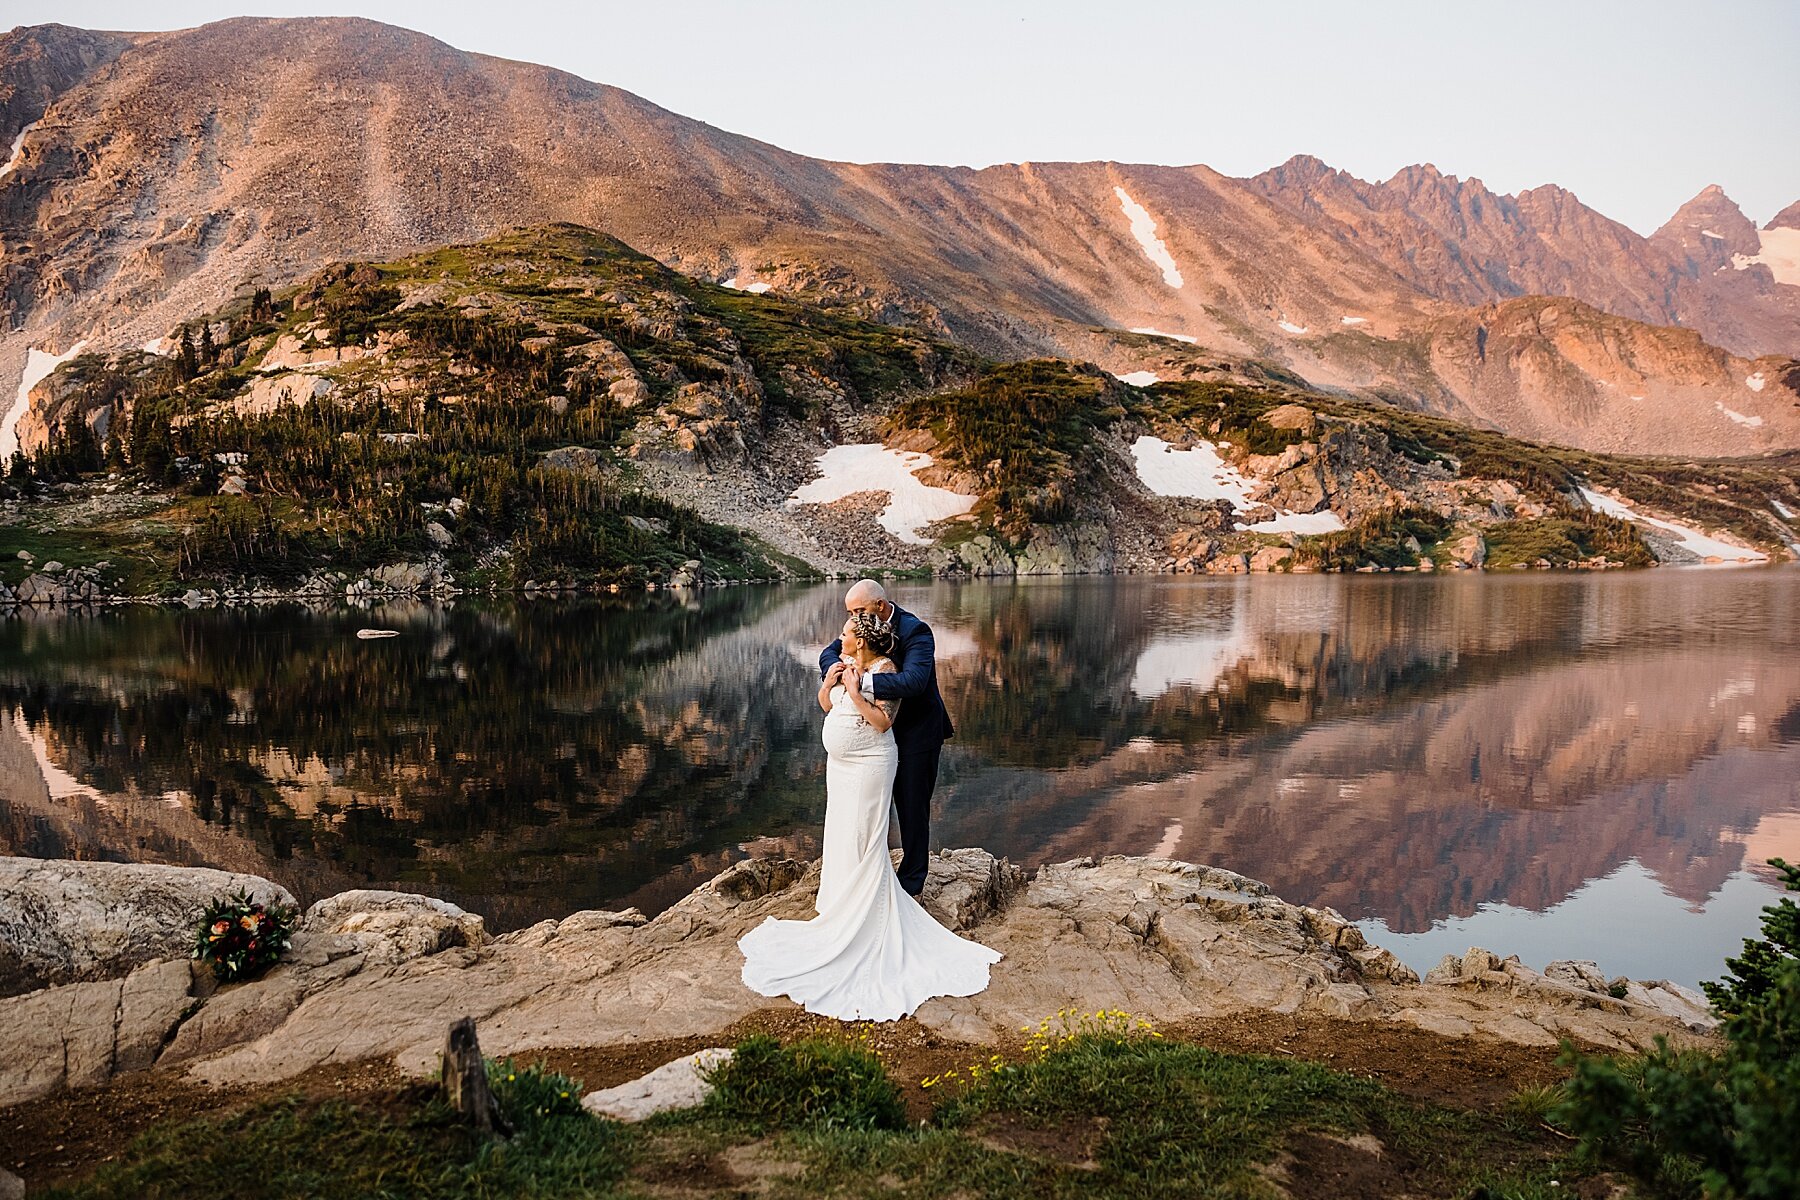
818, 603, 955, 751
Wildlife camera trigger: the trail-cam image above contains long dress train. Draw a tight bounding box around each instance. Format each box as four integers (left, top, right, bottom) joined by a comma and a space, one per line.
738, 670, 1001, 1021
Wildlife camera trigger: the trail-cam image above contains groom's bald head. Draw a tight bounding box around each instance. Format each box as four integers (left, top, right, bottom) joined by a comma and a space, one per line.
845, 579, 890, 620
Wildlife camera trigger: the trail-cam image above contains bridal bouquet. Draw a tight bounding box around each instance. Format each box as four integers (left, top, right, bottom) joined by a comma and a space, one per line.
192, 890, 297, 982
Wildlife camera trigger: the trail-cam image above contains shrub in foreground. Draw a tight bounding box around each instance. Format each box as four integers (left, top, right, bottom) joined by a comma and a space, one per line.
703, 1033, 905, 1132
1555, 859, 1800, 1199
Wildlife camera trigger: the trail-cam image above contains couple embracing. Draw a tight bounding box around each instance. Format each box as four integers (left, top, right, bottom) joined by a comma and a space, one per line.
738, 580, 1001, 1020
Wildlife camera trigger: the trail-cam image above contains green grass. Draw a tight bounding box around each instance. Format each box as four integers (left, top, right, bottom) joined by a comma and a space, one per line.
1293, 506, 1454, 571
44, 1036, 1590, 1200
890, 360, 1127, 536
45, 1060, 625, 1200
922, 1035, 1569, 1199
0, 521, 181, 596
1482, 512, 1655, 569
1138, 378, 1311, 454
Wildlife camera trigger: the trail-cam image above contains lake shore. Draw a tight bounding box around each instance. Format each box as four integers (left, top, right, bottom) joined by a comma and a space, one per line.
0, 850, 1716, 1112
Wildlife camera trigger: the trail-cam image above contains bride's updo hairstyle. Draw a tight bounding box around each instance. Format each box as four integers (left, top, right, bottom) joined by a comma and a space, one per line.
848, 612, 896, 659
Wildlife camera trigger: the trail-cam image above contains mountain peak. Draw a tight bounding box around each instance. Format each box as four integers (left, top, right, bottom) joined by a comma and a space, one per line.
1651, 185, 1757, 255
1767, 199, 1800, 232
1384, 162, 1475, 199
1249, 153, 1339, 191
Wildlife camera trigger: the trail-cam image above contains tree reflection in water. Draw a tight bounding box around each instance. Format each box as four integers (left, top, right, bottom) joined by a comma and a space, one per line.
3, 574, 1798, 974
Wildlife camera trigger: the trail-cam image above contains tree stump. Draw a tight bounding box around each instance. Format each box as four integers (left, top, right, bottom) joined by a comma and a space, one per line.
440, 1016, 510, 1137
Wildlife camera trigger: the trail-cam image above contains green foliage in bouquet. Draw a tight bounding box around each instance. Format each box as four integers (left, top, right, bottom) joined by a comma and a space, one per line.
192, 889, 297, 983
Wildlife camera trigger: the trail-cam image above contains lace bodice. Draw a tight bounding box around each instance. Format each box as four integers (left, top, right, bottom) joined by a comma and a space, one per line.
824, 659, 899, 753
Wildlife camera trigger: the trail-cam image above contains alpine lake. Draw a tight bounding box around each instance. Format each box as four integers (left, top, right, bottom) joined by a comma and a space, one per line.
5, 569, 1798, 991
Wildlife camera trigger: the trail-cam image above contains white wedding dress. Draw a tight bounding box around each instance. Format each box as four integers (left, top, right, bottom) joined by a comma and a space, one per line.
738, 663, 1002, 1020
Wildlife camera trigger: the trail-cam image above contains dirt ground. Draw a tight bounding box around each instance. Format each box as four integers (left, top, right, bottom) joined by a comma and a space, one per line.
1, 1006, 1586, 1193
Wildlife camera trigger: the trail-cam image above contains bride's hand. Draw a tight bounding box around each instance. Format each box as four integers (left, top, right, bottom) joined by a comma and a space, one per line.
841, 661, 862, 690
825, 661, 847, 684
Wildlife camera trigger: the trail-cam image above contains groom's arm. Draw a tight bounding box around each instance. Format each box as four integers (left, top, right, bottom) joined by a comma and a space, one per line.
868, 625, 936, 701
818, 639, 843, 678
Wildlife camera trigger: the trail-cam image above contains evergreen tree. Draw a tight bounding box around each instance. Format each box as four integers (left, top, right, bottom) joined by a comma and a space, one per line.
138, 424, 173, 484
177, 325, 198, 381
198, 323, 216, 366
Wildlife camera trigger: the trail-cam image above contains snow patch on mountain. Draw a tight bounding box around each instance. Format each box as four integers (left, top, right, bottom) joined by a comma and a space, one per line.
1130, 436, 1345, 534
1239, 511, 1346, 535
3, 340, 89, 460
721, 276, 771, 294
1340, 316, 1369, 326
1114, 186, 1184, 289
1578, 487, 1768, 563
1277, 318, 1308, 335
1131, 436, 1255, 506
0, 120, 39, 180
1716, 401, 1763, 427
1731, 227, 1800, 287
1744, 372, 1765, 392
1113, 370, 1160, 386
787, 443, 976, 545
1129, 327, 1197, 344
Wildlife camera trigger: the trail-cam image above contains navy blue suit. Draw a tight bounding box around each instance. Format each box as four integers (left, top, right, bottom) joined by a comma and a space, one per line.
819, 603, 953, 894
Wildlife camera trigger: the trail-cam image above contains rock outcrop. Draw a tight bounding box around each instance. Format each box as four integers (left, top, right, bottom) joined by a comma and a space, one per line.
582, 1047, 733, 1121
0, 858, 296, 996
0, 872, 493, 1104
1012, 522, 1115, 576
3, 958, 196, 1105
0, 852, 1721, 1107
302, 890, 488, 966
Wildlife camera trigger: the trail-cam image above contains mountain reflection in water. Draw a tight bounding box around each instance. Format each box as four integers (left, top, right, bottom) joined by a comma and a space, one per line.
3, 572, 1797, 988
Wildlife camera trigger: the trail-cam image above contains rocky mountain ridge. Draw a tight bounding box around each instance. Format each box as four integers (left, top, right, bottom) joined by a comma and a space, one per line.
1, 225, 1794, 603
1, 17, 1796, 460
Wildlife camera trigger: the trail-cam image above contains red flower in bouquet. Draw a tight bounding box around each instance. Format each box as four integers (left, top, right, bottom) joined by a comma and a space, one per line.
193, 890, 296, 983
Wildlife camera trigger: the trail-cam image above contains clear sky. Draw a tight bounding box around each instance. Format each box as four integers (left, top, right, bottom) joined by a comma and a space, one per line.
13, 1, 1800, 235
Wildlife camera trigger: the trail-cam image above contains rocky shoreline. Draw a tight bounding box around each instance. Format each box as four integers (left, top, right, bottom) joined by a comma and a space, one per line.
0, 556, 799, 611
0, 851, 1717, 1110
2, 546, 1787, 613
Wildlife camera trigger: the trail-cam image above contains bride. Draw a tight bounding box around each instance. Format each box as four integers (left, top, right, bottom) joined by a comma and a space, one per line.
738, 610, 1001, 1020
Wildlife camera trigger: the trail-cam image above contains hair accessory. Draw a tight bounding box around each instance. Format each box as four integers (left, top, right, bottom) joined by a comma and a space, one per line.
848, 611, 896, 657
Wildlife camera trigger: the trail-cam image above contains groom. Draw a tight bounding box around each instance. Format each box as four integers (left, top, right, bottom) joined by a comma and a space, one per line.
818, 579, 954, 895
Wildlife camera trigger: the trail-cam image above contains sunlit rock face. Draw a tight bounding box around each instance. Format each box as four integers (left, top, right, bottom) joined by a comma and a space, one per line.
4, 19, 1799, 458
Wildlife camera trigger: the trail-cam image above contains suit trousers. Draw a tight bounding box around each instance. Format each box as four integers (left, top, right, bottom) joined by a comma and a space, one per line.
892, 739, 942, 896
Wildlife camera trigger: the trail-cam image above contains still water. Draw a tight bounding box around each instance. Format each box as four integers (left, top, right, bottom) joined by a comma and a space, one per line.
4, 572, 1798, 990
